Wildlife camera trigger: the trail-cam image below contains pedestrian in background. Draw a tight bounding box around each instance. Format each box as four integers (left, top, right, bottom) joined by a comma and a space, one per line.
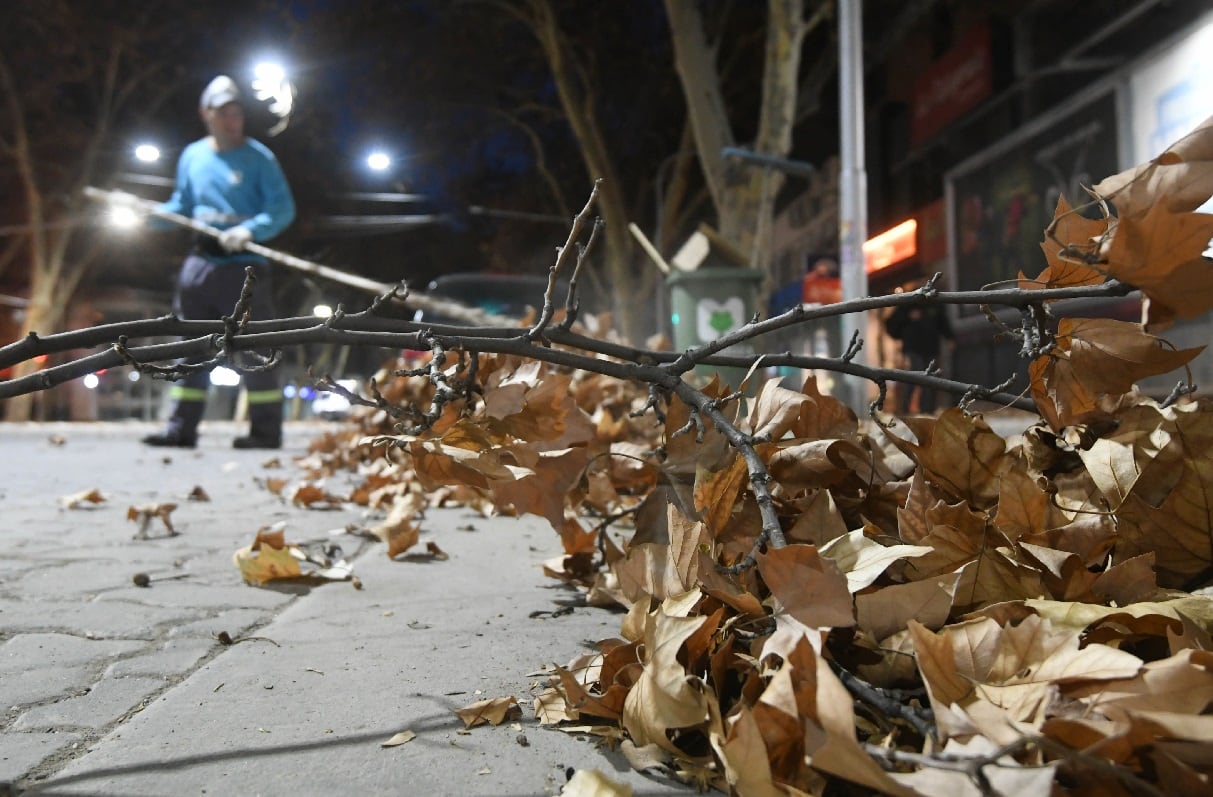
885, 300, 954, 414
139, 75, 296, 449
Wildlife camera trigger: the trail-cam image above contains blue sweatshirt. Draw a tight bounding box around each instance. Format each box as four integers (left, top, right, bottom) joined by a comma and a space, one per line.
158, 137, 296, 262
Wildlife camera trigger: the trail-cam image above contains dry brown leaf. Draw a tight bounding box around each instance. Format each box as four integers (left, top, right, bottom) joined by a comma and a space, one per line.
233, 526, 302, 585
488, 447, 590, 532
1102, 202, 1213, 324
60, 487, 106, 509
1030, 320, 1203, 429
784, 489, 849, 547
855, 574, 961, 641
615, 506, 707, 603
126, 503, 178, 538
790, 374, 859, 441
1066, 648, 1213, 717
1058, 319, 1203, 396
756, 544, 855, 629
371, 492, 424, 558
818, 529, 931, 593
289, 482, 345, 508
534, 686, 578, 725
693, 453, 748, 537
380, 729, 416, 747
911, 615, 1142, 734
1090, 552, 1159, 606
711, 705, 786, 797
1025, 595, 1213, 640
765, 438, 872, 494
1023, 194, 1109, 291
747, 378, 810, 442
455, 696, 521, 729
1094, 112, 1213, 218
887, 410, 1007, 509
1086, 402, 1213, 584
621, 606, 710, 754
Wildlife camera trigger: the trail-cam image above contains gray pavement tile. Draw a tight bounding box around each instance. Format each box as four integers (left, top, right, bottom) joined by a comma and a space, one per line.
91, 582, 296, 611
0, 731, 83, 787
13, 677, 166, 732
25, 509, 691, 796
7, 561, 155, 601
103, 639, 215, 679
0, 600, 194, 640
2, 425, 688, 795
0, 635, 145, 674
168, 609, 271, 640
0, 668, 94, 714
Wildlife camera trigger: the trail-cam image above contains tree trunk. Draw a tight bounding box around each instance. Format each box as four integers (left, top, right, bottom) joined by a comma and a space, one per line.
525, 0, 650, 343
663, 0, 734, 219
664, 0, 808, 284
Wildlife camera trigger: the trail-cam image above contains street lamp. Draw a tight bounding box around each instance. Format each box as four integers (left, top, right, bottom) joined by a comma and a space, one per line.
133, 143, 161, 163
251, 59, 295, 135
108, 206, 142, 229
366, 150, 392, 172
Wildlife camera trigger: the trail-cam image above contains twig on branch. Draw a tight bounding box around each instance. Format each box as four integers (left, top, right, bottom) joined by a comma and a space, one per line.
831, 662, 936, 742
530, 179, 600, 340
558, 216, 603, 332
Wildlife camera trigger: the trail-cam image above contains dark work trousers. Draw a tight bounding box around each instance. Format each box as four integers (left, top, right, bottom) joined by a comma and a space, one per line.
900, 349, 940, 414
164, 254, 282, 439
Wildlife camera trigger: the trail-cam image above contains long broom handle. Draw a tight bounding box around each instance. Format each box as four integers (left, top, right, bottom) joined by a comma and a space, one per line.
83, 186, 503, 326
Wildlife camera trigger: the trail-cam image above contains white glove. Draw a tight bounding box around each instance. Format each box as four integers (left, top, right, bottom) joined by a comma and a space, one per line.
218, 225, 254, 252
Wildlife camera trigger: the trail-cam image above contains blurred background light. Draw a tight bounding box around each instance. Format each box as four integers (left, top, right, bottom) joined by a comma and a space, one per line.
209, 366, 241, 387
366, 151, 391, 172
133, 143, 160, 163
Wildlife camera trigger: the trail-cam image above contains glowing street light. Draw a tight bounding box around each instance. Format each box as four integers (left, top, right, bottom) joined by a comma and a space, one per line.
366, 151, 392, 172
312, 303, 334, 318
108, 206, 141, 229
251, 59, 296, 135
253, 61, 285, 87
134, 143, 161, 163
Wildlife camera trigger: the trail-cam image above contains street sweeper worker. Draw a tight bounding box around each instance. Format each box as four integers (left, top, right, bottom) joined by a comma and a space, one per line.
137, 74, 296, 450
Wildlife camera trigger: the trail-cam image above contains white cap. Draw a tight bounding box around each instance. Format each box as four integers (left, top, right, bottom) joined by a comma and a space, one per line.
200, 75, 241, 109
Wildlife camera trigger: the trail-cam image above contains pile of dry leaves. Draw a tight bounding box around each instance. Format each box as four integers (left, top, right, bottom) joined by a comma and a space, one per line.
275, 118, 1213, 794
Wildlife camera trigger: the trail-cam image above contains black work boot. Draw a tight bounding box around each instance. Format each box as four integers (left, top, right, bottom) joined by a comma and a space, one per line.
141, 428, 197, 448
232, 431, 281, 450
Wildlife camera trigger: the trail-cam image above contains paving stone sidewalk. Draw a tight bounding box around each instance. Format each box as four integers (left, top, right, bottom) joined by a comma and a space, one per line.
1, 421, 685, 796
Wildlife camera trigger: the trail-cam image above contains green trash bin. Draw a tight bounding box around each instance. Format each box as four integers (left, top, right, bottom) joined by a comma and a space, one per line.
667, 267, 764, 390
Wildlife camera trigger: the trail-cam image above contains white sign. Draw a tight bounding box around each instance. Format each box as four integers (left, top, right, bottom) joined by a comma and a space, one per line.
1127, 14, 1213, 215
696, 297, 746, 342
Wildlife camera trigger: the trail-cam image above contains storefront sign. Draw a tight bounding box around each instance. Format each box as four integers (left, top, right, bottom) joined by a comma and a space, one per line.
1125, 14, 1213, 211
911, 24, 994, 146
863, 219, 917, 272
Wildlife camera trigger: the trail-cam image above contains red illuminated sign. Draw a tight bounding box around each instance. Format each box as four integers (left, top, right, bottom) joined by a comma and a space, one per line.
863, 219, 917, 272
911, 24, 994, 146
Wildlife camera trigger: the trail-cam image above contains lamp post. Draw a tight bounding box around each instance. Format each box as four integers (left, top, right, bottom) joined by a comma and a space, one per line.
838, 0, 869, 413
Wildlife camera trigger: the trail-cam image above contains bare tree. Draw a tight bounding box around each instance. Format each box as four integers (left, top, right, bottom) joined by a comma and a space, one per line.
664, 0, 831, 275
0, 3, 185, 419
